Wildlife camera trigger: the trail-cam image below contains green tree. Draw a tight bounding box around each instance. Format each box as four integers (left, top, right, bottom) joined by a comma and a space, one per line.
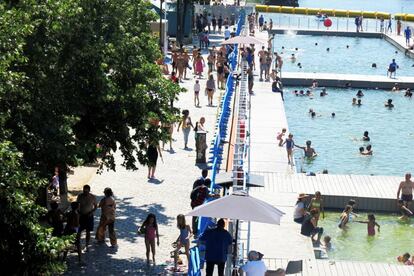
0, 141, 73, 274
1, 0, 181, 179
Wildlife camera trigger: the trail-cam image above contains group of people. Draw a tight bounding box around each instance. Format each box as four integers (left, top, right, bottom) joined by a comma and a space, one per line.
46, 185, 117, 264
277, 130, 317, 165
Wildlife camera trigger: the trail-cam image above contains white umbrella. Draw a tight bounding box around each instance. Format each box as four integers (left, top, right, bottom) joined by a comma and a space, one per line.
186, 191, 285, 224
221, 35, 266, 45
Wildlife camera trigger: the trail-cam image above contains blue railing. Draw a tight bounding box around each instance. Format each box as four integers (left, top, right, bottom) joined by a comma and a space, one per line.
188, 9, 246, 276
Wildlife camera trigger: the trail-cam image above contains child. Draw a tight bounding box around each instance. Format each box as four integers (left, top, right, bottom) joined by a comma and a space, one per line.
174, 214, 192, 270
308, 191, 325, 219
194, 80, 200, 107
347, 199, 359, 218
356, 214, 380, 236
398, 200, 413, 220
282, 133, 295, 165
397, 253, 414, 265
338, 205, 352, 229
63, 202, 81, 264
277, 128, 286, 147
139, 213, 160, 265
46, 201, 64, 237
322, 235, 332, 251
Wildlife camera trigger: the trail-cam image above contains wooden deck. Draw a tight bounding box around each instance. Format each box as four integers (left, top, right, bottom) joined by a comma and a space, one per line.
281, 71, 414, 89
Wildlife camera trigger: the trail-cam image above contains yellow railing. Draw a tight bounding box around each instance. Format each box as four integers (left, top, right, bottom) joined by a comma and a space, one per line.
255, 5, 396, 20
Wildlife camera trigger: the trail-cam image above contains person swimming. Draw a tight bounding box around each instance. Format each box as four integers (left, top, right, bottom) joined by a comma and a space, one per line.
356, 99, 362, 106
298, 140, 317, 158
356, 90, 364, 97
320, 88, 328, 96
397, 253, 414, 265
338, 205, 352, 229
365, 145, 373, 155
356, 214, 380, 236
372, 63, 377, 68
290, 54, 296, 62
363, 131, 370, 141
404, 88, 412, 97
331, 112, 335, 118
385, 98, 394, 108
352, 98, 357, 105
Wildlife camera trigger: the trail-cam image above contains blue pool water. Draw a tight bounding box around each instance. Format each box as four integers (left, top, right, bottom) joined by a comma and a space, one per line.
283, 87, 414, 176
299, 0, 414, 14
272, 34, 414, 76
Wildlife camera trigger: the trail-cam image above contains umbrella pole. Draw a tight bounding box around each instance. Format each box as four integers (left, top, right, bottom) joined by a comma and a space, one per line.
232, 219, 239, 271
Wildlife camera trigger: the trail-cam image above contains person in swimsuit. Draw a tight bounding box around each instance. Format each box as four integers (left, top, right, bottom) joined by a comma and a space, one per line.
146, 139, 163, 179
397, 173, 414, 209
397, 200, 413, 220
177, 109, 194, 149
352, 98, 357, 105
338, 205, 352, 229
140, 213, 160, 265
308, 191, 324, 219
356, 90, 364, 97
362, 131, 370, 141
174, 214, 192, 270
297, 140, 317, 158
282, 133, 296, 165
385, 99, 394, 108
277, 128, 287, 146
356, 214, 380, 236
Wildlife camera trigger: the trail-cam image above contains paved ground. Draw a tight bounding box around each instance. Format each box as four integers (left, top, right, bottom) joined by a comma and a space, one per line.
65, 31, 230, 275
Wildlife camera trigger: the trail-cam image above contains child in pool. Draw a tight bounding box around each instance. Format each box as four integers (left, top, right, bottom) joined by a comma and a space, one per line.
322, 235, 332, 251
338, 205, 352, 229
356, 214, 380, 236
397, 253, 414, 265
277, 128, 287, 146
398, 200, 413, 220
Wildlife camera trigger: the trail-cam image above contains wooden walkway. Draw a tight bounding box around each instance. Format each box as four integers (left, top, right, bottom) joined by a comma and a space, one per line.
281, 71, 414, 89
263, 258, 414, 276
250, 172, 403, 212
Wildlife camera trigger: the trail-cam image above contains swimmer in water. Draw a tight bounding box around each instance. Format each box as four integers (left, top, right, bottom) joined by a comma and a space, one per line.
311, 111, 316, 118
297, 140, 317, 158
356, 90, 364, 97
404, 88, 412, 97
311, 80, 318, 88
281, 133, 296, 165
385, 98, 394, 108
352, 98, 357, 105
320, 88, 328, 97
315, 42, 318, 46
357, 99, 362, 106
306, 90, 313, 97
299, 90, 305, 96
346, 45, 349, 49
277, 128, 287, 146
331, 112, 335, 118
356, 214, 380, 236
372, 63, 377, 68
290, 53, 296, 62
363, 131, 370, 141
347, 199, 359, 218
365, 145, 373, 155
338, 205, 352, 229
326, 48, 330, 52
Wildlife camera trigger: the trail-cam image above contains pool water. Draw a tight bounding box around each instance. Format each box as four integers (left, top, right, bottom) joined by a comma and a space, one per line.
318, 212, 414, 263
272, 34, 414, 76
283, 87, 414, 176
299, 0, 414, 14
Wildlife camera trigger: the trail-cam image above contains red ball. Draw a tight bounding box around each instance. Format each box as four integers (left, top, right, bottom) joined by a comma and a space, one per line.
324, 18, 332, 27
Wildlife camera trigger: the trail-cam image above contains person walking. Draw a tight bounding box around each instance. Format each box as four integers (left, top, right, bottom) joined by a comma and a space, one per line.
139, 213, 160, 265
206, 74, 216, 106
146, 139, 163, 179
218, 15, 223, 33
177, 109, 194, 149
387, 18, 392, 33
96, 187, 117, 247
354, 16, 360, 32
76, 184, 97, 250
199, 219, 233, 276
404, 26, 411, 46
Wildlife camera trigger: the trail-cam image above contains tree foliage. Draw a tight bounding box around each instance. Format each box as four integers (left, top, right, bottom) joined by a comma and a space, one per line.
0, 142, 73, 274
0, 0, 181, 273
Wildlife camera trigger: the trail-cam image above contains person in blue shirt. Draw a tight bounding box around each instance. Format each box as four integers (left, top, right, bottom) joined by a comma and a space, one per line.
199, 219, 233, 276
388, 59, 398, 78
404, 26, 411, 46
259, 15, 264, 31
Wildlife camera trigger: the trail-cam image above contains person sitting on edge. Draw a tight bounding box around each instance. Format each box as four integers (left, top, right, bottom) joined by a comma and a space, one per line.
397, 199, 413, 220
300, 209, 324, 244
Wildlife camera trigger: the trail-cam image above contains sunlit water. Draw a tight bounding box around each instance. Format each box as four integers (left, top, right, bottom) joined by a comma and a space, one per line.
299, 0, 414, 14
283, 87, 414, 175
318, 212, 414, 263
272, 34, 414, 76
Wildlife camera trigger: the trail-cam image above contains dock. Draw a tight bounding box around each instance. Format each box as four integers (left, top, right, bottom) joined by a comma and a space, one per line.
280, 71, 414, 89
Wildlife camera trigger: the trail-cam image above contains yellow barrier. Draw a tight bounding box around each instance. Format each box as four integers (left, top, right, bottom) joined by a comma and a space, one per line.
255, 5, 406, 20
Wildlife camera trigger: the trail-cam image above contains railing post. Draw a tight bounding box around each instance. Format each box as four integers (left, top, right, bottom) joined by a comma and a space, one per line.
288, 16, 291, 29
337, 17, 339, 30
308, 17, 310, 29
346, 17, 349, 31
298, 17, 300, 29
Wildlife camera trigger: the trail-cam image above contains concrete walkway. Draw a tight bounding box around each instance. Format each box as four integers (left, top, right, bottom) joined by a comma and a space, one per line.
65, 30, 232, 275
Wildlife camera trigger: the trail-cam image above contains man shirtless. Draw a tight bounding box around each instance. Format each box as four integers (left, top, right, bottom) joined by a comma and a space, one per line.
397, 173, 414, 208
258, 46, 266, 81
297, 140, 317, 158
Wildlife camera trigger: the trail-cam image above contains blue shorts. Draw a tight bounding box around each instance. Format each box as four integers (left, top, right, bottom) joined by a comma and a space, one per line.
401, 194, 413, 202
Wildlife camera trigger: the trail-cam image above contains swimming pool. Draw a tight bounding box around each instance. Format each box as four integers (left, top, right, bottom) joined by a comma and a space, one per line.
283, 87, 414, 176
272, 34, 414, 76
319, 212, 414, 263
